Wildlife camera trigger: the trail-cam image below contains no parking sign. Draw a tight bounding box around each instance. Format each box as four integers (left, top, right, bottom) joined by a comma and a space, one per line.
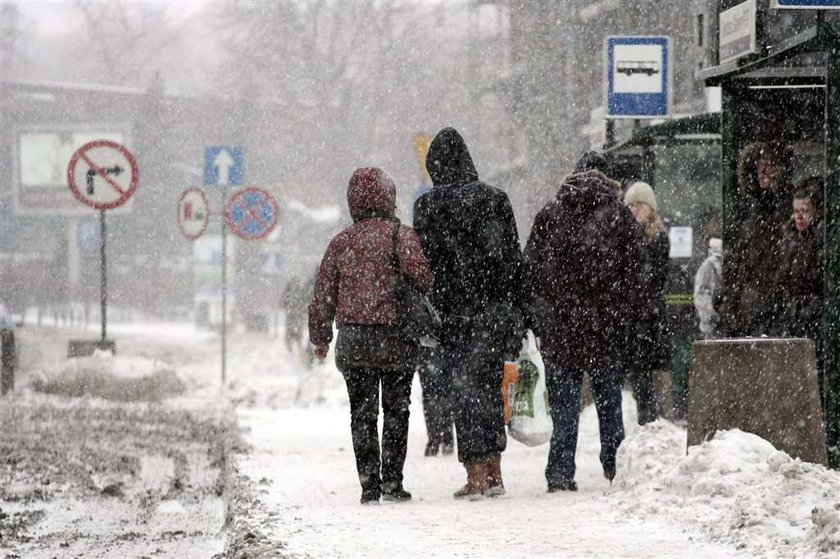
225, 187, 280, 241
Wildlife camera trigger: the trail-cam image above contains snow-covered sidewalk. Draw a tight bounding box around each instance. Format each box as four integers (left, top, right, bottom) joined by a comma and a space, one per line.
234, 374, 746, 558
237, 346, 812, 557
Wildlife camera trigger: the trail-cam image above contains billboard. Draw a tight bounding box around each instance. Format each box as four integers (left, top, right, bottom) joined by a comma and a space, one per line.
13, 125, 132, 215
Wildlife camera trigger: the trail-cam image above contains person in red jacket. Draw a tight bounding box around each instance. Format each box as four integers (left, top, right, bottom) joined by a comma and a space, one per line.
309, 167, 433, 505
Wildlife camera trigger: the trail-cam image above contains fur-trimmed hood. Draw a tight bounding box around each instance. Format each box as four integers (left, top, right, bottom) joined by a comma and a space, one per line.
557, 170, 623, 208
737, 142, 793, 201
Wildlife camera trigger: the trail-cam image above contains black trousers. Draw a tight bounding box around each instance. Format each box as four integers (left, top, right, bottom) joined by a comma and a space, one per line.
417, 346, 454, 447
444, 343, 506, 464
342, 367, 413, 494
627, 368, 660, 425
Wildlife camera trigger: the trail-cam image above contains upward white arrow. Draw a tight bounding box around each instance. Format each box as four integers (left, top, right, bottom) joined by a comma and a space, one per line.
213, 149, 235, 186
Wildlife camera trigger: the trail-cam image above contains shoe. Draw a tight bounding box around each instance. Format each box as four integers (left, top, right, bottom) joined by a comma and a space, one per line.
424, 441, 439, 457
454, 462, 488, 501
603, 460, 616, 483
485, 454, 505, 497
382, 483, 412, 502
547, 480, 578, 492
360, 489, 381, 504
382, 488, 412, 502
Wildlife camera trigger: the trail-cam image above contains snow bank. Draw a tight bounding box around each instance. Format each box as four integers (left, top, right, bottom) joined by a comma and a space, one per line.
32, 350, 185, 401
614, 424, 840, 556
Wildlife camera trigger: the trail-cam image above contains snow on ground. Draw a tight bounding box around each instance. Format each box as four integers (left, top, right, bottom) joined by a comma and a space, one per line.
6, 319, 840, 558
230, 330, 840, 559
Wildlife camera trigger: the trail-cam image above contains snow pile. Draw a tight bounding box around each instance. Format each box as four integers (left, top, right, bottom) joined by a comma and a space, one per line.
219, 334, 347, 410
32, 349, 185, 401
614, 424, 840, 556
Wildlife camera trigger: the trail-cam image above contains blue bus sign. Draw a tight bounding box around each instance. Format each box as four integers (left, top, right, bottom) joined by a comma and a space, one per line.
606, 36, 671, 119
773, 0, 840, 8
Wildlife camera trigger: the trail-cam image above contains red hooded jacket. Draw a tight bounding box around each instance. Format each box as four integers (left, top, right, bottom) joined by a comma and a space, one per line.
308, 168, 433, 347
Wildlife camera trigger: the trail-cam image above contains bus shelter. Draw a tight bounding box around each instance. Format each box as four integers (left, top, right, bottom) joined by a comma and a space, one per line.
606, 114, 722, 418
702, 4, 840, 467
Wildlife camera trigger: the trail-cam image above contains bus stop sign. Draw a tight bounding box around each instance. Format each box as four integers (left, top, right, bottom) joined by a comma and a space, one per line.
606, 36, 671, 119
773, 0, 840, 8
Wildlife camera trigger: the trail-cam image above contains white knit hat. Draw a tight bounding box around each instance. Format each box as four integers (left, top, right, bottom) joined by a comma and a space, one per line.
624, 181, 657, 212
709, 237, 723, 256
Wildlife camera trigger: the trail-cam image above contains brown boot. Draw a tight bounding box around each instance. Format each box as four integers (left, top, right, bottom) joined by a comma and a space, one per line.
453, 461, 488, 500
485, 453, 505, 497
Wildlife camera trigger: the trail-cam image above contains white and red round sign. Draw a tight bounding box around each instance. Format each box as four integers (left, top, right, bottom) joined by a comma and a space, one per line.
177, 187, 210, 241
67, 140, 139, 210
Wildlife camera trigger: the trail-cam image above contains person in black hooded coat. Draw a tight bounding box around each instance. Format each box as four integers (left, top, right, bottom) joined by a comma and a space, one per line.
413, 127, 525, 499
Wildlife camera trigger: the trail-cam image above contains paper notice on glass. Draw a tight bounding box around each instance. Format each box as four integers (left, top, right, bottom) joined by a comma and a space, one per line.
669, 226, 693, 258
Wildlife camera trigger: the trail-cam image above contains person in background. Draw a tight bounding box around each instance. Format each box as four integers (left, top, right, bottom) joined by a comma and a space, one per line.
414, 127, 525, 500
283, 275, 314, 366
694, 238, 723, 339
623, 181, 670, 425
772, 179, 825, 404
524, 151, 646, 491
417, 346, 455, 456
309, 167, 434, 505
716, 142, 793, 336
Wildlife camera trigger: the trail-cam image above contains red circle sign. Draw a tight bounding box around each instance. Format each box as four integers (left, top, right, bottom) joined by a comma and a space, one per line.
225, 187, 280, 241
67, 140, 139, 210
177, 187, 210, 241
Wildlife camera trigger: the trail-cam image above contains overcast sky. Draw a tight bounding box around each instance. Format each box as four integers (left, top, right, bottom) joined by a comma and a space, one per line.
14, 0, 207, 36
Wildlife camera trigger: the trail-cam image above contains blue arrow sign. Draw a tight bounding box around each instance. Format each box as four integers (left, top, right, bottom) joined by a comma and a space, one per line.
204, 146, 244, 187
606, 36, 671, 119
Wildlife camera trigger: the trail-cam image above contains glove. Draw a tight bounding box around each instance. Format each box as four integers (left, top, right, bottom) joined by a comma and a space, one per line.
313, 345, 328, 359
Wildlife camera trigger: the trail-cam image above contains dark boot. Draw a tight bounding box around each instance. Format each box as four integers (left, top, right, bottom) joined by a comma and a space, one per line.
485, 453, 505, 497
424, 441, 440, 456
547, 480, 578, 492
382, 482, 412, 502
453, 461, 487, 501
441, 425, 454, 455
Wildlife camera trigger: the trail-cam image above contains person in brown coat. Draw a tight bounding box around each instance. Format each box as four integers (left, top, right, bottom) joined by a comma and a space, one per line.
623, 181, 671, 425
716, 142, 793, 336
772, 179, 825, 403
309, 167, 434, 504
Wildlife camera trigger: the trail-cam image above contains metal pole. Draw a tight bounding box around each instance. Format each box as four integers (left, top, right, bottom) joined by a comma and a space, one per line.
221, 191, 227, 386
100, 209, 107, 342
1, 329, 15, 395
605, 119, 616, 149
720, 82, 741, 288
824, 48, 840, 469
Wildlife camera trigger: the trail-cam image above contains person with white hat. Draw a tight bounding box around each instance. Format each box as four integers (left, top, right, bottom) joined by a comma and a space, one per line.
694, 238, 723, 339
623, 181, 670, 425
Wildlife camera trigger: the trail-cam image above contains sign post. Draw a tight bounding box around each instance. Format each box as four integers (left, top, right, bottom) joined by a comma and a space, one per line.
204, 146, 244, 386
66, 139, 139, 357
605, 36, 671, 120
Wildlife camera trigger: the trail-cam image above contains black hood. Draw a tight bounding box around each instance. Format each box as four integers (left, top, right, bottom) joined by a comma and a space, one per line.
425, 127, 479, 187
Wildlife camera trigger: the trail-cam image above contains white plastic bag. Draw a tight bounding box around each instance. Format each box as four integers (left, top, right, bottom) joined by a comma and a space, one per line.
508, 330, 553, 446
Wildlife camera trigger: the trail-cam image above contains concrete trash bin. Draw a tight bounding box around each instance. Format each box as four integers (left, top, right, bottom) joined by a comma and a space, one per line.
688, 338, 827, 465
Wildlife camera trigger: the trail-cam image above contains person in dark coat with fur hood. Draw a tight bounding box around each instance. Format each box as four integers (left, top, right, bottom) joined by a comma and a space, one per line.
413, 127, 525, 500
716, 142, 793, 336
524, 152, 647, 491
309, 167, 434, 504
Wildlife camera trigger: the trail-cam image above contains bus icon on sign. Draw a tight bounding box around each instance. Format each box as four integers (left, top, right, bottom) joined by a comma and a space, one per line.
617, 60, 660, 77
